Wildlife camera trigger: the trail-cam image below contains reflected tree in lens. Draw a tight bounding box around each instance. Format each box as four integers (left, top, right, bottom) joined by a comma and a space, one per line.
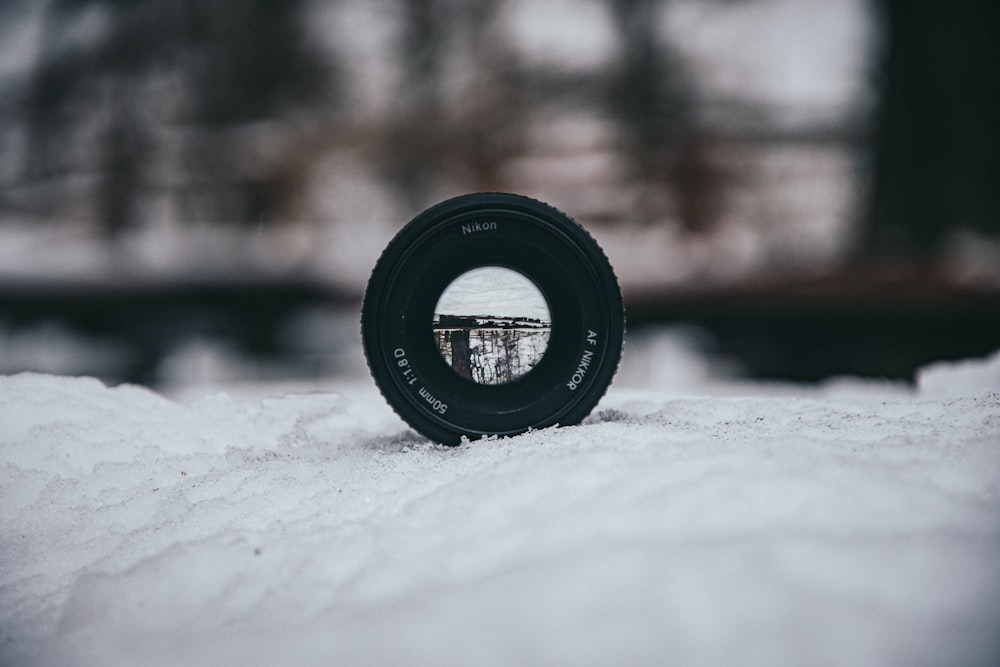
433, 267, 550, 385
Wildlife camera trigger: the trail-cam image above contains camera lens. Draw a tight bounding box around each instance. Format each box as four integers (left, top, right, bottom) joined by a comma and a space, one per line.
362, 192, 624, 445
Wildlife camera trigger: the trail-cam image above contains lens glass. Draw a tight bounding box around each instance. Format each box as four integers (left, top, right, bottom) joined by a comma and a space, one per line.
432, 266, 551, 385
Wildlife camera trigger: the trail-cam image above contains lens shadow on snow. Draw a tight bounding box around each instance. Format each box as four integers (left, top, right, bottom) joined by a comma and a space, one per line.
361, 429, 434, 453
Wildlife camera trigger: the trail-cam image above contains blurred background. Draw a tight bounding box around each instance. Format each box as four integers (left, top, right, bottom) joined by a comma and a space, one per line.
1, 0, 998, 391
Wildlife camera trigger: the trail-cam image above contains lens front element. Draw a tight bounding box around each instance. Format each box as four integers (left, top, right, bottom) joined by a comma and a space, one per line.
432, 266, 551, 386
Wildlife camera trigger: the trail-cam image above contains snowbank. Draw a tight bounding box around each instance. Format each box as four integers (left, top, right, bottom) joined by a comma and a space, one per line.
1, 353, 999, 666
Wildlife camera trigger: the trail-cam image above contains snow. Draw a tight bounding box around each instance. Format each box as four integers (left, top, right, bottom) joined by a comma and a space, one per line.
2, 335, 999, 667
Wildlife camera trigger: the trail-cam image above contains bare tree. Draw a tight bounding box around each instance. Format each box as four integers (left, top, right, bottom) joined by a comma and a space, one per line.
605, 0, 725, 232
19, 0, 335, 234
863, 0, 1000, 261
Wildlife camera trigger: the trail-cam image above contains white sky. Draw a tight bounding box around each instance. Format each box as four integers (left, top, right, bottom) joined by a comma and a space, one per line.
435, 266, 551, 322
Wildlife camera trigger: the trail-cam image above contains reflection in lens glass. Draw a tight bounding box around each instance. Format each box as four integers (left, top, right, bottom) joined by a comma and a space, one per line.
433, 267, 551, 385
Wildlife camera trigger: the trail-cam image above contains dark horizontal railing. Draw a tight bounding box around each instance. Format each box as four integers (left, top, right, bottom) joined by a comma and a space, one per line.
2, 267, 998, 385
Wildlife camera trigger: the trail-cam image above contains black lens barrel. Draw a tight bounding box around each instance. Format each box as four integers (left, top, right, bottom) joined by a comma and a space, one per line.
362, 193, 624, 445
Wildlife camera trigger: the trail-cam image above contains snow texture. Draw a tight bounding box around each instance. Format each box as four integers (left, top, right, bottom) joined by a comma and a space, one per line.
2, 343, 999, 667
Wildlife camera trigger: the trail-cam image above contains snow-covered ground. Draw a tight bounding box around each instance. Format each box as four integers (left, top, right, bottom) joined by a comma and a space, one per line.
2, 331, 998, 667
